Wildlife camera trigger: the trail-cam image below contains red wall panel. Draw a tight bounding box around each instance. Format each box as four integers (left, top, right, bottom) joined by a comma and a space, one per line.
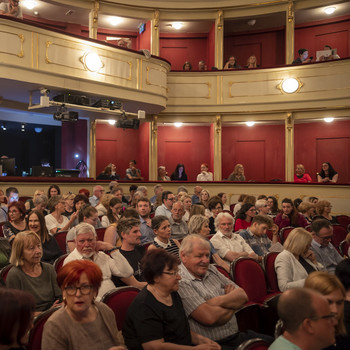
157, 125, 211, 181
222, 125, 285, 181
137, 20, 151, 51
207, 23, 216, 68
295, 120, 350, 183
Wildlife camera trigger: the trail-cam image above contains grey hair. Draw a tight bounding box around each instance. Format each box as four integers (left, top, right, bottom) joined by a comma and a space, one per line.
255, 199, 267, 210
137, 186, 147, 193
74, 222, 96, 239
33, 194, 48, 206
177, 186, 188, 194
153, 184, 163, 192
188, 215, 209, 234
214, 212, 233, 230
179, 234, 210, 259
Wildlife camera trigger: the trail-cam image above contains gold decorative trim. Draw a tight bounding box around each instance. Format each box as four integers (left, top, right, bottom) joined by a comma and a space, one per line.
0, 30, 24, 57
31, 32, 34, 69
146, 66, 167, 91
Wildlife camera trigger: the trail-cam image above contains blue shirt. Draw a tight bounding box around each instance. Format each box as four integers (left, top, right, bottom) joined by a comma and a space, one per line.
240, 228, 271, 256
139, 216, 155, 244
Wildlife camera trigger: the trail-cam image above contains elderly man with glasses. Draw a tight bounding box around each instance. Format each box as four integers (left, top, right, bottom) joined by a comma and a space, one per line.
310, 219, 343, 274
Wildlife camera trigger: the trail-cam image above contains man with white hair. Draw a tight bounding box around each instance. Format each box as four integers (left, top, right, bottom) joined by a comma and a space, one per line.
64, 222, 146, 299
255, 199, 270, 216
89, 185, 104, 207
210, 212, 258, 263
169, 201, 189, 239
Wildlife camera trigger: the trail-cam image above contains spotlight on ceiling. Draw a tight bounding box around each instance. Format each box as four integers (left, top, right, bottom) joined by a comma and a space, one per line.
324, 7, 336, 15
109, 17, 123, 26
22, 0, 37, 10
21, 123, 25, 132
172, 22, 183, 30
108, 120, 116, 125
174, 122, 183, 127
246, 121, 255, 127
324, 117, 334, 123
53, 105, 79, 122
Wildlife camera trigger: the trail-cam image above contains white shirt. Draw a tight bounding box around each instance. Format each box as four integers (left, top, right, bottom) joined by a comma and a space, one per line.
45, 214, 69, 233
196, 172, 213, 181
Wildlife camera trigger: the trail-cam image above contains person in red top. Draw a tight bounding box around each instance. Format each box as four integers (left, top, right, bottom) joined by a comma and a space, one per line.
234, 203, 256, 231
275, 198, 308, 230
294, 164, 312, 183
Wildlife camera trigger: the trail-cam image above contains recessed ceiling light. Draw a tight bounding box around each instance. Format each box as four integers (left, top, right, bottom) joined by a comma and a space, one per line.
108, 120, 116, 125
324, 7, 336, 15
174, 122, 183, 127
324, 117, 334, 123
108, 17, 123, 26
22, 0, 37, 10
246, 121, 255, 127
172, 22, 183, 30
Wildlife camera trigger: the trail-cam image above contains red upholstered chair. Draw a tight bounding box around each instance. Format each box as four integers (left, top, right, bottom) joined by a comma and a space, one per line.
279, 226, 294, 243
214, 264, 231, 280
53, 254, 68, 274
27, 306, 60, 350
331, 224, 348, 251
231, 257, 280, 304
266, 230, 281, 243
0, 263, 13, 283
18, 196, 32, 204
101, 286, 140, 330
236, 338, 270, 350
230, 203, 236, 213
236, 303, 261, 332
96, 227, 106, 241
54, 230, 68, 254
339, 240, 350, 258
336, 215, 350, 231
263, 252, 280, 292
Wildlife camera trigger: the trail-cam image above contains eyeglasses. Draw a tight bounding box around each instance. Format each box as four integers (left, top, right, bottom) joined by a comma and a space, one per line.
167, 197, 175, 201
318, 235, 333, 241
162, 270, 179, 276
310, 312, 337, 321
65, 285, 93, 296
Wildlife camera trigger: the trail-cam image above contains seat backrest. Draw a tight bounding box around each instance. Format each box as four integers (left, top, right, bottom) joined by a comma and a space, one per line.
236, 337, 270, 350
263, 252, 280, 292
236, 303, 261, 332
214, 264, 231, 280
101, 286, 140, 330
53, 254, 68, 274
96, 227, 106, 241
339, 240, 350, 258
54, 230, 68, 254
331, 224, 348, 251
0, 263, 13, 283
336, 215, 350, 231
27, 306, 60, 350
232, 257, 267, 303
279, 226, 294, 243
0, 221, 6, 237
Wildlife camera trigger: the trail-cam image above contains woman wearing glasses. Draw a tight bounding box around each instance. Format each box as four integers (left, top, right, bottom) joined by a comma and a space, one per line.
313, 200, 339, 224
123, 249, 220, 349
42, 259, 126, 350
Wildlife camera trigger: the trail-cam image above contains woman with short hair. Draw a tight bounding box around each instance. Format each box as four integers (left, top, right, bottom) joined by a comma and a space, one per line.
313, 200, 338, 224
294, 164, 312, 183
2, 201, 27, 242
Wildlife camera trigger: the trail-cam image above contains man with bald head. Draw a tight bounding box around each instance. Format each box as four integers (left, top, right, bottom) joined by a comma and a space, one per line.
269, 288, 337, 350
89, 185, 104, 207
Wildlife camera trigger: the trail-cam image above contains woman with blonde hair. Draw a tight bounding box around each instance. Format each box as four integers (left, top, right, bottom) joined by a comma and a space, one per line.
180, 194, 192, 223
294, 163, 312, 183
25, 189, 44, 212
305, 271, 349, 348
314, 200, 339, 224
228, 164, 245, 181
95, 193, 113, 217
62, 192, 75, 218
274, 227, 323, 291
298, 201, 316, 224
245, 55, 258, 68
199, 189, 210, 210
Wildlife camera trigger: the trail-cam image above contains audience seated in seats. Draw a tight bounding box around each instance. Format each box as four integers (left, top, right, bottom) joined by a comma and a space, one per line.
61, 192, 75, 218
123, 249, 220, 349
136, 186, 148, 199
298, 201, 316, 224
148, 215, 181, 258
228, 163, 246, 181
136, 197, 155, 244
0, 288, 35, 350
29, 194, 49, 217
198, 60, 207, 71
110, 186, 128, 206
294, 163, 312, 183
101, 197, 123, 228
190, 204, 206, 219
47, 185, 61, 199
178, 234, 273, 348
188, 215, 230, 273
183, 61, 192, 71
2, 201, 27, 242
196, 163, 213, 181
126, 160, 143, 180
335, 259, 350, 336
6, 231, 62, 314
274, 228, 323, 292
70, 194, 89, 227
155, 191, 175, 219
95, 193, 113, 217
89, 185, 105, 207
224, 56, 242, 69
318, 162, 338, 183
269, 288, 337, 350
292, 48, 312, 65
308, 196, 319, 204
255, 199, 271, 217
218, 192, 230, 211
150, 184, 163, 205
234, 203, 257, 232
97, 163, 120, 180
157, 165, 170, 181
305, 271, 350, 350
207, 196, 223, 235
169, 201, 189, 240
25, 189, 44, 212
274, 198, 308, 230
27, 210, 62, 264
192, 186, 203, 205
245, 55, 259, 68
170, 163, 188, 181
266, 196, 279, 218
239, 215, 279, 262
180, 194, 192, 223
0, 186, 19, 223
42, 260, 126, 350
0, 0, 23, 19
317, 44, 341, 61
64, 223, 145, 300
313, 200, 339, 224
199, 189, 210, 214
310, 219, 343, 274
211, 212, 258, 263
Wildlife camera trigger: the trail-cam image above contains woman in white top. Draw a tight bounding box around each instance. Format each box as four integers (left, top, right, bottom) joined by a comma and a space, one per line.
180, 194, 192, 223
101, 197, 123, 227
275, 227, 323, 292
196, 163, 213, 181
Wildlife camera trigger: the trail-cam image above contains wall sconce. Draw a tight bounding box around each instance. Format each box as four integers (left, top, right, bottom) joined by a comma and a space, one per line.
171, 22, 183, 30
278, 78, 303, 94
324, 7, 336, 15
246, 121, 255, 127
80, 52, 104, 72
174, 122, 183, 127
324, 117, 334, 123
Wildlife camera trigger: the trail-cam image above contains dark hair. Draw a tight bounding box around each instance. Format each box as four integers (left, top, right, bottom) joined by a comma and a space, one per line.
106, 197, 122, 224
237, 194, 247, 202
208, 196, 223, 211
142, 249, 178, 284
162, 191, 173, 203
5, 186, 18, 197
310, 218, 332, 235
0, 289, 35, 346
257, 195, 267, 200
117, 217, 140, 238
73, 194, 89, 210
78, 204, 97, 223
136, 197, 151, 207
183, 61, 192, 70
27, 210, 50, 243
293, 198, 303, 210
8, 201, 26, 220
129, 184, 138, 192
281, 198, 299, 226
298, 48, 308, 55
47, 184, 61, 198
130, 160, 136, 165
335, 260, 350, 291
57, 260, 102, 291
171, 164, 187, 180
319, 162, 337, 179
267, 196, 279, 214
251, 214, 273, 227
236, 203, 255, 220
151, 215, 169, 231
120, 207, 139, 219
